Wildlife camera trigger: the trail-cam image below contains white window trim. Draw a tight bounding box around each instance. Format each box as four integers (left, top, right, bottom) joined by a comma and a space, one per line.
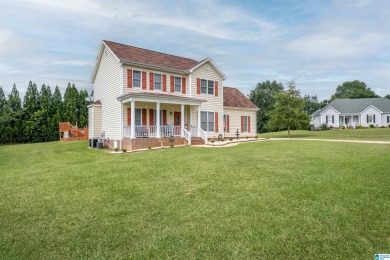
133, 70, 142, 88
367, 114, 374, 124
200, 78, 214, 95
201, 111, 215, 132
243, 116, 248, 132
154, 73, 162, 91
174, 76, 182, 93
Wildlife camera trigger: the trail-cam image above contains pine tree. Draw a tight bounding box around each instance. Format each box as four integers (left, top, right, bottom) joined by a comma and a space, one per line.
63, 83, 78, 125
7, 84, 22, 112
78, 89, 89, 128
0, 86, 6, 117
6, 84, 23, 143
38, 84, 53, 142
51, 86, 63, 141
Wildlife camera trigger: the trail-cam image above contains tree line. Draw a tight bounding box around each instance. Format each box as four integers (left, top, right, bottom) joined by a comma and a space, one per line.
0, 82, 90, 144
249, 80, 390, 134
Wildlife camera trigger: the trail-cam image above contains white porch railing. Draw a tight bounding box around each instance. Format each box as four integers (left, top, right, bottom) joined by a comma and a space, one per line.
183, 128, 191, 145
124, 125, 182, 138
198, 127, 207, 144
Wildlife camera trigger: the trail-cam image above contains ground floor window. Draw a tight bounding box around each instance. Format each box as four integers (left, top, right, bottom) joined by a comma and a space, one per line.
243, 116, 248, 132
367, 114, 374, 124
387, 115, 390, 124
327, 115, 334, 124
152, 109, 164, 125
135, 108, 142, 125
201, 111, 214, 131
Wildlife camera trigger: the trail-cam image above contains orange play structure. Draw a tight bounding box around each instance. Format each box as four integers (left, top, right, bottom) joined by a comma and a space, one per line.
59, 122, 88, 141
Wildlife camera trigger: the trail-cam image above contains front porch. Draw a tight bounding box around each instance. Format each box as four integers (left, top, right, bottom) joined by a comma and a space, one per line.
118, 92, 208, 149
339, 115, 360, 128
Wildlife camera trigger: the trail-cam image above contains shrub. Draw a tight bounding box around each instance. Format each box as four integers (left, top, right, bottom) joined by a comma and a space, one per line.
122, 148, 127, 153
355, 125, 364, 129
380, 126, 385, 128
148, 146, 152, 150
229, 138, 233, 141
211, 140, 214, 143
170, 144, 174, 148
255, 136, 258, 139
369, 124, 375, 128
246, 136, 248, 139
113, 148, 119, 152
320, 123, 329, 130
341, 126, 345, 129
346, 125, 353, 129
388, 124, 390, 128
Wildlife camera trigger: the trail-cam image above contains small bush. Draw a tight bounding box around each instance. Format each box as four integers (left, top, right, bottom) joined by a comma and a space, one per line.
388, 124, 390, 128
229, 138, 233, 141
369, 124, 375, 128
246, 136, 248, 139
211, 140, 214, 143
113, 148, 119, 152
255, 136, 258, 139
148, 146, 152, 150
122, 148, 127, 153
346, 125, 353, 129
170, 144, 174, 148
320, 123, 329, 130
341, 126, 345, 129
380, 126, 385, 128
355, 125, 364, 129
329, 125, 333, 129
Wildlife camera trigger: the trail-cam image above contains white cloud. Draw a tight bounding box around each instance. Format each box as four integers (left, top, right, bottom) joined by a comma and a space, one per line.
52, 60, 93, 66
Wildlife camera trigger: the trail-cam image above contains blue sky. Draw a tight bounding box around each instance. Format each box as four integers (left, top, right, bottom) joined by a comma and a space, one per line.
1, 0, 389, 100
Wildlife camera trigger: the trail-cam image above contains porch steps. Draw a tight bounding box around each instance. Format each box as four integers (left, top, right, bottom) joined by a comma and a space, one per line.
191, 137, 205, 145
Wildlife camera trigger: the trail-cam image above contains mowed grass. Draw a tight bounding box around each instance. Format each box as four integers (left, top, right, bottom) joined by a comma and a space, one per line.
259, 128, 390, 141
0, 140, 389, 259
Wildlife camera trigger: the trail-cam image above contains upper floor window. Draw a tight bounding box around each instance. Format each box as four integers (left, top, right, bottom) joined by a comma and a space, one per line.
174, 77, 181, 92
200, 79, 214, 95
133, 70, 141, 88
154, 73, 162, 91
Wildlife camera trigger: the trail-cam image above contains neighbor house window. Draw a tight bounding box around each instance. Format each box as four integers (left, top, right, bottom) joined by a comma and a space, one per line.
133, 70, 141, 88
201, 111, 214, 131
387, 116, 390, 124
243, 116, 248, 132
135, 108, 142, 125
326, 115, 334, 124
174, 77, 181, 92
367, 114, 373, 124
200, 79, 214, 95
154, 73, 162, 91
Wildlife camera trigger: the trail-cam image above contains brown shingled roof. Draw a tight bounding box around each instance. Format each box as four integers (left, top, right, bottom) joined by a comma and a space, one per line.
223, 87, 259, 110
104, 40, 200, 71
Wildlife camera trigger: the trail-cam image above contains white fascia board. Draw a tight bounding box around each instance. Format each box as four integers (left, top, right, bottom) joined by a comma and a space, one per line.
90, 41, 121, 83
320, 106, 340, 115
189, 58, 227, 80
224, 106, 259, 111
360, 105, 383, 114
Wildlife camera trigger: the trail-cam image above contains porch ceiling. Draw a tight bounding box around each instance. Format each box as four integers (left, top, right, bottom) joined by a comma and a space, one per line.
117, 92, 206, 106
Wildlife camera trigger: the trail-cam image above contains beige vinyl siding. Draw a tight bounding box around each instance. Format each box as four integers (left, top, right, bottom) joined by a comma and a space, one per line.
122, 65, 190, 97
88, 105, 102, 138
224, 108, 257, 137
93, 106, 102, 137
190, 61, 223, 134
93, 46, 121, 140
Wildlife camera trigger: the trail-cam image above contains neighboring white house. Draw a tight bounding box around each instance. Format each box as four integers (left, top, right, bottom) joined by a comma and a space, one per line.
311, 98, 390, 128
88, 40, 259, 150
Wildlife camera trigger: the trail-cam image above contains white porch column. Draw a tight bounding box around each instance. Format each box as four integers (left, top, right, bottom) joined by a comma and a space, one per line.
120, 101, 123, 149
131, 101, 135, 139
156, 102, 161, 138
181, 104, 185, 137
198, 105, 201, 136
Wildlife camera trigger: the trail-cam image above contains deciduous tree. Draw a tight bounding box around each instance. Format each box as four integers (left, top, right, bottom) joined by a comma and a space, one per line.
331, 80, 379, 100
267, 82, 309, 138
248, 80, 284, 133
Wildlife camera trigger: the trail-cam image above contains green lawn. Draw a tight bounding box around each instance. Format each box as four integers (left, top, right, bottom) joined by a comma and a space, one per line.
1, 140, 389, 259
259, 128, 390, 141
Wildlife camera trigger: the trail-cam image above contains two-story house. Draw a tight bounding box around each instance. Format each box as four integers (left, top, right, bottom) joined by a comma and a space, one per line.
89, 40, 258, 151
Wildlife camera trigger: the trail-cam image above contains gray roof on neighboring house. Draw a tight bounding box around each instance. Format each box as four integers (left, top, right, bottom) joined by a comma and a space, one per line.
311, 98, 390, 116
